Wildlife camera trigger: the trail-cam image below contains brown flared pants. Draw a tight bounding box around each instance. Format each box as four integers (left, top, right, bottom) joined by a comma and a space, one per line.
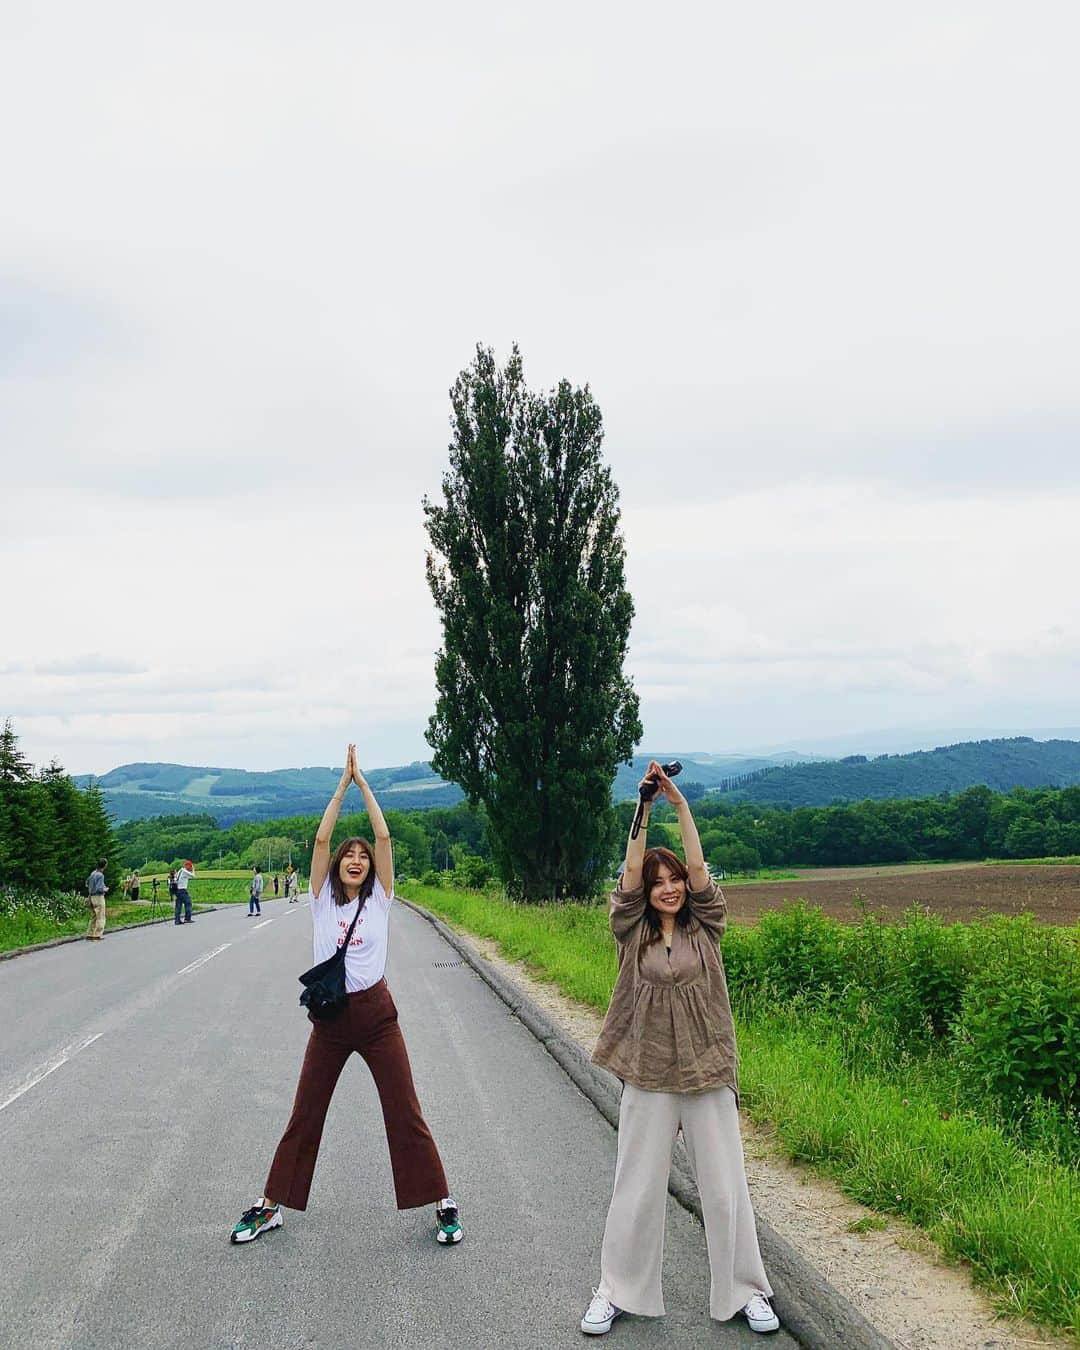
265, 978, 448, 1211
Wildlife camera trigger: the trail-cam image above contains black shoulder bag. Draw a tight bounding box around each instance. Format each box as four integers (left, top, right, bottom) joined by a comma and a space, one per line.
298, 899, 364, 1020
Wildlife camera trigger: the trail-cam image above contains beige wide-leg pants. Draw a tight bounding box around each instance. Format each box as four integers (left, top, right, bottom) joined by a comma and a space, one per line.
87, 895, 106, 939
597, 1083, 772, 1322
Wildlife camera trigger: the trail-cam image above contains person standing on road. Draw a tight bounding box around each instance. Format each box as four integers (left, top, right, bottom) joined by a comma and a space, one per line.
85, 858, 108, 941
273, 873, 280, 897
581, 761, 780, 1339
249, 866, 264, 916
175, 860, 195, 924
229, 744, 462, 1250
130, 870, 140, 903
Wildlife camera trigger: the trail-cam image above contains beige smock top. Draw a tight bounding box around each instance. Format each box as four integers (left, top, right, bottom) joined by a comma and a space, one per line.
590, 879, 739, 1096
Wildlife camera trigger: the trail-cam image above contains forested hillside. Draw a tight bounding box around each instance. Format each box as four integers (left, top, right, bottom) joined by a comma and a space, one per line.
76, 738, 1080, 825
76, 753, 794, 823
73, 760, 465, 823
715, 738, 1080, 806
115, 782, 1080, 878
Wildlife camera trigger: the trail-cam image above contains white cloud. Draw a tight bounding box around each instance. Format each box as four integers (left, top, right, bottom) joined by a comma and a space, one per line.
3, 2, 1078, 772
34, 655, 148, 676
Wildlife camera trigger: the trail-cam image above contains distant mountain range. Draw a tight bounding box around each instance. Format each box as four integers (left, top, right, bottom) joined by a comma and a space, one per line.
710, 737, 1080, 806
76, 737, 1080, 823
73, 760, 462, 825
740, 725, 1080, 760
75, 753, 801, 825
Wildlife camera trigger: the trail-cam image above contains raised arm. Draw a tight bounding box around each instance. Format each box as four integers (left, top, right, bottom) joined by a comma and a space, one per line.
353, 757, 393, 893
310, 745, 355, 895
620, 762, 661, 892
655, 763, 710, 891
610, 762, 667, 938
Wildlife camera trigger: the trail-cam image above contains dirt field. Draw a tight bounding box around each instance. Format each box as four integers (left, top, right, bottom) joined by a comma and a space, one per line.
725, 863, 1080, 926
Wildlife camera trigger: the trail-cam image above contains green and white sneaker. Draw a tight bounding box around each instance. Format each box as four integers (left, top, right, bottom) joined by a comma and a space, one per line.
435, 1197, 462, 1245
230, 1199, 283, 1244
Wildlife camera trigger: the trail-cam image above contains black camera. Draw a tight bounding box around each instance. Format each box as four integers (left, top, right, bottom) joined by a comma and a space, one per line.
639, 760, 683, 803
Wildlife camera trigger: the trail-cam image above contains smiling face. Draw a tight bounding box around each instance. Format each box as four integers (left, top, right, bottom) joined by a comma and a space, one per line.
648, 862, 686, 918
338, 841, 371, 893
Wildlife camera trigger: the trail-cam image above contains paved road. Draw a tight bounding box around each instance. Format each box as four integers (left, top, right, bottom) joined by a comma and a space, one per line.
0, 900, 798, 1349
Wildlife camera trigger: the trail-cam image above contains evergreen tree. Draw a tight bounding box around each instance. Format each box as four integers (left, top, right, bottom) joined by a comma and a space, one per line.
0, 718, 33, 784
0, 721, 53, 888
80, 781, 121, 893
42, 761, 92, 891
423, 345, 642, 901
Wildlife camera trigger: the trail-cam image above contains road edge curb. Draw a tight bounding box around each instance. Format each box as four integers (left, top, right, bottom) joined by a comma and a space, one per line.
400, 895, 895, 1350
0, 908, 219, 962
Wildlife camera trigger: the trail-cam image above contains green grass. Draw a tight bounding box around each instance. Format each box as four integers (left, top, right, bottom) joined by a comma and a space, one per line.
402, 883, 616, 1010
722, 869, 800, 883
845, 1215, 888, 1234
0, 902, 211, 953
987, 856, 1080, 866
737, 1016, 1080, 1336
399, 882, 1080, 1341
138, 874, 305, 905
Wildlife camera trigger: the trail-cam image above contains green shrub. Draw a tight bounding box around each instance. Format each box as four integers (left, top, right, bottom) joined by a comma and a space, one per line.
450, 855, 494, 889
751, 901, 848, 1000
0, 884, 87, 923
845, 907, 972, 1042
954, 917, 1080, 1112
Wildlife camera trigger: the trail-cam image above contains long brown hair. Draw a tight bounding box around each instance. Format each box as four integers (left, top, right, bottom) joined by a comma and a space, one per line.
328, 836, 377, 908
640, 846, 693, 947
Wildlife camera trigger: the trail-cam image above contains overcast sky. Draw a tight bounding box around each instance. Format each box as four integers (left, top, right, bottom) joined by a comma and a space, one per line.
4, 2, 1079, 776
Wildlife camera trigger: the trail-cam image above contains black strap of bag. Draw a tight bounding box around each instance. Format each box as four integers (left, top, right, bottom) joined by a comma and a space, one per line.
629, 782, 655, 841
298, 896, 365, 1020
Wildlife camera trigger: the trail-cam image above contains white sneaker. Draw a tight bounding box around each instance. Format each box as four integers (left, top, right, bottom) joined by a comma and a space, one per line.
581, 1289, 621, 1335
743, 1293, 780, 1333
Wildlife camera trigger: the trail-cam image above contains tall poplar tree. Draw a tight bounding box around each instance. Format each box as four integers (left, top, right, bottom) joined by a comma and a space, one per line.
423, 345, 642, 901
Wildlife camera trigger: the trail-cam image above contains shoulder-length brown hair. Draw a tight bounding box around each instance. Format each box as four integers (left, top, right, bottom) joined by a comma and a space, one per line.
640, 846, 694, 947
328, 836, 377, 908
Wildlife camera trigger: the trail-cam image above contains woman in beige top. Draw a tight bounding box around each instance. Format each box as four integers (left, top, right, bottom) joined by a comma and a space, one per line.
582, 761, 780, 1337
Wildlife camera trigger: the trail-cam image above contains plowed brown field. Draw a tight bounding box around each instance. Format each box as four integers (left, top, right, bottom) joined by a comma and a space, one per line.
725, 864, 1080, 925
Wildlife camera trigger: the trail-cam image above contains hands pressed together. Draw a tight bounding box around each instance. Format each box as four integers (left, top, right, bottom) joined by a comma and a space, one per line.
339, 744, 368, 792
640, 759, 684, 807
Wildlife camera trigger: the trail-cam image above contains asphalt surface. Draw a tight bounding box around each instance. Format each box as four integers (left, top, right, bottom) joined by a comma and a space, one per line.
0, 899, 798, 1349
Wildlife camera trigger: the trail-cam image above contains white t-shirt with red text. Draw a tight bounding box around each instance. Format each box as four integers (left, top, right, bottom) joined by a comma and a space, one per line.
309, 874, 393, 993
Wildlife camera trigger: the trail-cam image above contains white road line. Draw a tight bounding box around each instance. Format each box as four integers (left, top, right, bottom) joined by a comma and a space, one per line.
176, 943, 231, 976
0, 1032, 104, 1114
251, 919, 273, 930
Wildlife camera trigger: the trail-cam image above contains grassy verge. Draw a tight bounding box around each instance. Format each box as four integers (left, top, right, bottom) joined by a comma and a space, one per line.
138, 875, 306, 905
399, 882, 1080, 1340
0, 902, 212, 953
402, 883, 616, 1009
987, 856, 1080, 866
737, 1016, 1080, 1335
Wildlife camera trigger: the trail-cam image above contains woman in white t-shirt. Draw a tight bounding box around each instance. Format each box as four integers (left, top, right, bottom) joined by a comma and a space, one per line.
229, 744, 462, 1247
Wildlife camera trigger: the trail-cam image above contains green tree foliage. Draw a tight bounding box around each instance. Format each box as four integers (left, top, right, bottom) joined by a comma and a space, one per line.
240, 836, 298, 869
113, 779, 1080, 881
423, 345, 642, 900
0, 721, 120, 893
